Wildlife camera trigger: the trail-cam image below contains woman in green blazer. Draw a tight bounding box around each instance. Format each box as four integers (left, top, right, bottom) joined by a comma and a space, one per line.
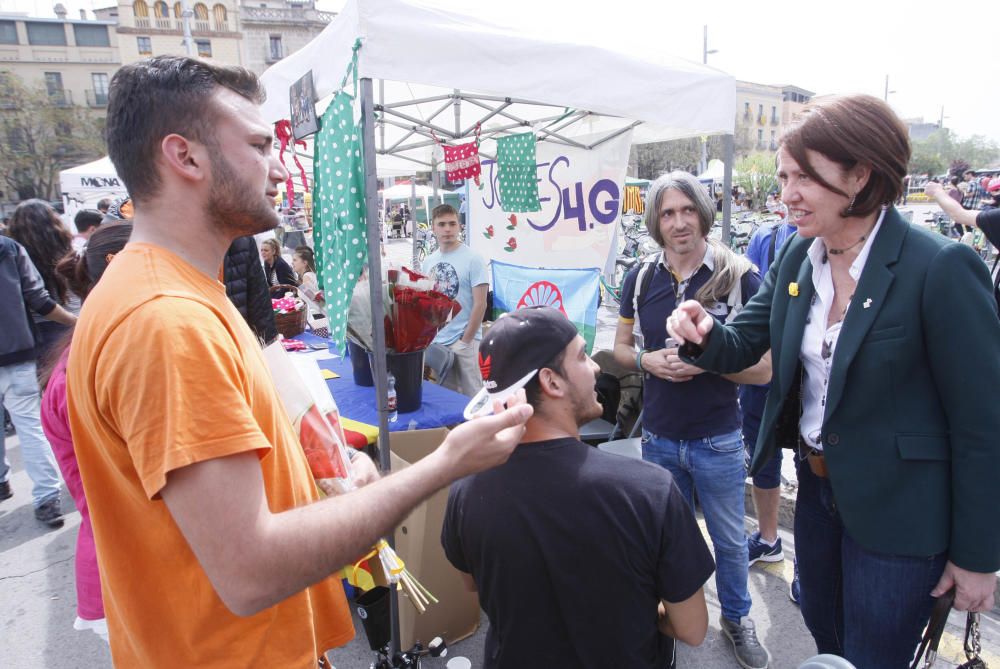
667, 95, 1000, 668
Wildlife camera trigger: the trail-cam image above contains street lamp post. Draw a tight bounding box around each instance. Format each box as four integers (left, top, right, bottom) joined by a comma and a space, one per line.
700, 25, 718, 175
883, 74, 896, 102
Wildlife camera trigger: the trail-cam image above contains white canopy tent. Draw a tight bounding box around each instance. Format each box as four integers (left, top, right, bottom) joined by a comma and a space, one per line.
59, 156, 127, 225
260, 0, 737, 652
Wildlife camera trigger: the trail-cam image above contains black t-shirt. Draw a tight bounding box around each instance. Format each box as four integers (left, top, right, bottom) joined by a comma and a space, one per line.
441, 438, 715, 669
978, 208, 1000, 313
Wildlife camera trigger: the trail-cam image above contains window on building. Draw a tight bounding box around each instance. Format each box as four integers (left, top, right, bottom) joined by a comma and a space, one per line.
55, 121, 72, 137
91, 72, 110, 106
744, 102, 750, 113
133, 1, 149, 18
26, 22, 67, 46
213, 4, 228, 30
74, 24, 111, 47
757, 129, 763, 144
153, 1, 168, 17
8, 127, 27, 153
195, 38, 211, 57
771, 105, 777, 117
269, 35, 282, 61
174, 2, 182, 18
758, 103, 764, 117
44, 72, 68, 104
0, 20, 18, 45
137, 35, 152, 54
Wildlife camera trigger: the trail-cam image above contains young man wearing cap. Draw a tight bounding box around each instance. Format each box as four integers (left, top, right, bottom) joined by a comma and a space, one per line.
612, 171, 772, 669
424, 203, 488, 396
442, 306, 715, 669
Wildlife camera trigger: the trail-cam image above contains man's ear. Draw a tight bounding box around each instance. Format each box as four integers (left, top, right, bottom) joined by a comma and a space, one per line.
537, 368, 565, 399
159, 133, 209, 186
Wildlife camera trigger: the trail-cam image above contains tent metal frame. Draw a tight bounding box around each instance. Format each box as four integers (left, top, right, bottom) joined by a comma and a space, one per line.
357, 77, 734, 657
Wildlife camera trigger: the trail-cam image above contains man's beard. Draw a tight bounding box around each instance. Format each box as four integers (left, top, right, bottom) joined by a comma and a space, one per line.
571, 381, 603, 427
207, 152, 279, 238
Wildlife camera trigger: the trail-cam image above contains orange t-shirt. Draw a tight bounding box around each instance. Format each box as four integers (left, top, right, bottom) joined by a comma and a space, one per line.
67, 243, 354, 668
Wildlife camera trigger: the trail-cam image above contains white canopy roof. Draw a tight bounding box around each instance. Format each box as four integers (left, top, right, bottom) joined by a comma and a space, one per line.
381, 183, 440, 200
260, 0, 735, 172
59, 156, 124, 194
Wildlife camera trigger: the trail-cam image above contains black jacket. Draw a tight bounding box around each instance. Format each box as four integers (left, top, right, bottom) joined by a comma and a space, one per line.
0, 236, 57, 366
264, 255, 297, 289
223, 237, 278, 345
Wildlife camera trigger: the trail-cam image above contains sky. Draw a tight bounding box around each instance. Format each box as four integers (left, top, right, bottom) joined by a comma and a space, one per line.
3, 0, 996, 145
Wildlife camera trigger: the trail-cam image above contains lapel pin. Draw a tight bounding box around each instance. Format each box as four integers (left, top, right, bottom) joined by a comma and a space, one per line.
788, 282, 799, 297
863, 298, 872, 309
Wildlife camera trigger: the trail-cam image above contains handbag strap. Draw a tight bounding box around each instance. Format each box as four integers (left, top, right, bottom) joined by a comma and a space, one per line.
910, 588, 956, 669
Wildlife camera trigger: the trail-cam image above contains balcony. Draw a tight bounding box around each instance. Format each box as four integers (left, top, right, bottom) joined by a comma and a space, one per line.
195, 20, 211, 32
86, 89, 108, 107
154, 18, 172, 29
135, 17, 150, 28
215, 21, 229, 31
48, 89, 73, 107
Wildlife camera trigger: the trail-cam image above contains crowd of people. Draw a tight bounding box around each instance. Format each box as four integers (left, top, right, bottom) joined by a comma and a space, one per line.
1, 55, 997, 669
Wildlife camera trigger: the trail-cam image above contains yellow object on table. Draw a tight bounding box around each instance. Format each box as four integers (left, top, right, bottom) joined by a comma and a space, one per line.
341, 417, 378, 445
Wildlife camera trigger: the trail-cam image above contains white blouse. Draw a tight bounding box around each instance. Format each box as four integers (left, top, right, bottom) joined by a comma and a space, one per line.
799, 210, 885, 450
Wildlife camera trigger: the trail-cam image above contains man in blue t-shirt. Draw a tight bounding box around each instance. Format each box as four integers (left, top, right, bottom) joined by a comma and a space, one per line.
613, 172, 772, 669
424, 204, 488, 396
741, 213, 798, 598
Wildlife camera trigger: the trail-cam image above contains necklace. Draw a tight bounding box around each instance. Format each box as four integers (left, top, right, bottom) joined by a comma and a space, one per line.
827, 234, 867, 256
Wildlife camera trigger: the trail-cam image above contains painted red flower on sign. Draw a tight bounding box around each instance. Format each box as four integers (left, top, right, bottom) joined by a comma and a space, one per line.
516, 280, 567, 315
506, 214, 517, 230
483, 225, 494, 239
504, 237, 517, 253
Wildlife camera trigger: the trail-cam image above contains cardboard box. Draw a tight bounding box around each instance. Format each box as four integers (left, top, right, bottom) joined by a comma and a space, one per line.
389, 427, 481, 649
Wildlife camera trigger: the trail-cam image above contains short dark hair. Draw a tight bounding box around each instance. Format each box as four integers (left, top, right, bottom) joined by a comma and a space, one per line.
779, 94, 910, 218
96, 198, 112, 212
105, 56, 265, 205
431, 204, 458, 222
523, 349, 568, 409
74, 209, 103, 234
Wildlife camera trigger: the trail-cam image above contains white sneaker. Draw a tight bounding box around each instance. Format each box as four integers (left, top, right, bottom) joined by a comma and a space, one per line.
74, 616, 109, 643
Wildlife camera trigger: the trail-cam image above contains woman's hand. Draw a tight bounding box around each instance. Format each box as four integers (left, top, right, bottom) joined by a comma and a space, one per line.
667, 300, 715, 347
932, 561, 996, 612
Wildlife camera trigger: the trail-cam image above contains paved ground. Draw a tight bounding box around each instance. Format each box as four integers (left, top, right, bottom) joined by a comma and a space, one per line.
4, 203, 999, 667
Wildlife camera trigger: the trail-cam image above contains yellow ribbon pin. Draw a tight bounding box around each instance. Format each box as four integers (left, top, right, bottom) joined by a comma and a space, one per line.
788, 282, 799, 297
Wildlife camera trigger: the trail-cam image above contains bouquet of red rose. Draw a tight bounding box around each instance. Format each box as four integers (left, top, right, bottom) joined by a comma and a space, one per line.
384, 266, 461, 353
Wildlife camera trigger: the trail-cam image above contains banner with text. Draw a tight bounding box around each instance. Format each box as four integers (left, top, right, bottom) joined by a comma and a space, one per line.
490, 260, 601, 353
469, 131, 632, 270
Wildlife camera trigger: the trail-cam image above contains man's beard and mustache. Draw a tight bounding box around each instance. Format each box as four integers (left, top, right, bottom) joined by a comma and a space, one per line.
207, 151, 280, 238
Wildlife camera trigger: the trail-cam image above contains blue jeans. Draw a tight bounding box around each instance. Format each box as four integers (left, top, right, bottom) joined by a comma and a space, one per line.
795, 457, 946, 668
642, 429, 752, 622
0, 361, 62, 506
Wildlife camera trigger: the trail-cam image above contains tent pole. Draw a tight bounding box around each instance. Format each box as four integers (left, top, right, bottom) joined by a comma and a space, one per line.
722, 134, 734, 245
359, 76, 401, 658
410, 178, 418, 270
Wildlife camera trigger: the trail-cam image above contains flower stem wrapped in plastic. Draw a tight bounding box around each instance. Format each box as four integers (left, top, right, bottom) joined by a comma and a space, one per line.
385, 266, 461, 353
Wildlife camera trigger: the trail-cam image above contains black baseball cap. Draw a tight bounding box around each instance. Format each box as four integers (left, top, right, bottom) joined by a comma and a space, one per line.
480, 306, 579, 390
464, 306, 579, 419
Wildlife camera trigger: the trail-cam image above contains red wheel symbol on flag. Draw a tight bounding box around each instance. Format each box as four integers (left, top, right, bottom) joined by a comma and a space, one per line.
517, 281, 567, 316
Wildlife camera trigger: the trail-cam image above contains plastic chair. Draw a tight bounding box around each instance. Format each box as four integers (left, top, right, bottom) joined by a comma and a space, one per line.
797, 655, 856, 669
596, 409, 644, 460
424, 343, 455, 385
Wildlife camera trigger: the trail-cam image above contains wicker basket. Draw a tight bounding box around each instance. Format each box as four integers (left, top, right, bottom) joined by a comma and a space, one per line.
270, 284, 307, 339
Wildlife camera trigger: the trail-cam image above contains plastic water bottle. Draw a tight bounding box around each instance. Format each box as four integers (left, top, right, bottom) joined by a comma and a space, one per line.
387, 372, 398, 423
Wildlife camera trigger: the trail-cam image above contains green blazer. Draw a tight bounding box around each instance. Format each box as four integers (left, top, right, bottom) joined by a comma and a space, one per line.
694, 208, 1000, 573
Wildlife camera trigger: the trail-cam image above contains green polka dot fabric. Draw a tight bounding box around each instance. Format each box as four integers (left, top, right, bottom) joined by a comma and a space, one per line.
496, 131, 541, 212
311, 91, 367, 350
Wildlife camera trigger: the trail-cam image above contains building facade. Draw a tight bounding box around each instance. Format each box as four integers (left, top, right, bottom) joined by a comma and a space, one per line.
112, 0, 244, 66
239, 0, 334, 75
735, 81, 783, 154
0, 8, 119, 109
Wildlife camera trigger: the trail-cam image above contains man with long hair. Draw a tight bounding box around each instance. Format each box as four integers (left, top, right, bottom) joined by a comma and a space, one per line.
613, 171, 772, 669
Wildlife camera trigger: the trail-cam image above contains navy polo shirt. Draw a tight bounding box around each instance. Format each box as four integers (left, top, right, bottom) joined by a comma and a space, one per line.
619, 251, 761, 440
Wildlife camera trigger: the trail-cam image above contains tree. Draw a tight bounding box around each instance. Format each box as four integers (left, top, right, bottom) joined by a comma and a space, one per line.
630, 138, 703, 180
734, 152, 778, 211
0, 72, 106, 202
908, 128, 1000, 178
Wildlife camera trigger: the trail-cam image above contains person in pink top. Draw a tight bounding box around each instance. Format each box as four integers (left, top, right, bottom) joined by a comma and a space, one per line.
39, 223, 133, 643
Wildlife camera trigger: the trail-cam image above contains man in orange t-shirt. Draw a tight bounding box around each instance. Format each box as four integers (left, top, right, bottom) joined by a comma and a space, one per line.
67, 56, 532, 668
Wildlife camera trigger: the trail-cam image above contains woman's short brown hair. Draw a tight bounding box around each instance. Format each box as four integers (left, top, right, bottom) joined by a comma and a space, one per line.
780, 94, 910, 217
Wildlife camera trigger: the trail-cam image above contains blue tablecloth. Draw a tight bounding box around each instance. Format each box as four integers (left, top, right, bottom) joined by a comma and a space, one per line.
293, 331, 468, 431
